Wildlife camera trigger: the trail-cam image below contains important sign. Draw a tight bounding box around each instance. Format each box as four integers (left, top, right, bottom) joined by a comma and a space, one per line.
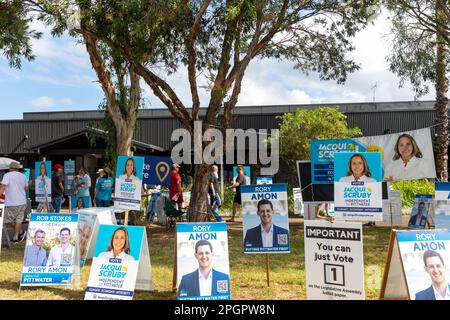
304, 220, 365, 300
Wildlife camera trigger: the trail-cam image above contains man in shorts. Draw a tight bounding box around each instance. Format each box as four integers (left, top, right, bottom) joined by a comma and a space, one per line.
0, 162, 28, 243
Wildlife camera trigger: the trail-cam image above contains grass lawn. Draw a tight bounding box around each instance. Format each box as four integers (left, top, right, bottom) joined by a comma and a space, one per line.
0, 223, 392, 300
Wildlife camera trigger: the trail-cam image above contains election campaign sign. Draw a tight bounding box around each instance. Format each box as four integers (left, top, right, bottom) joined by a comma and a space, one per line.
304, 220, 365, 300
436, 182, 450, 200
64, 160, 75, 196
143, 155, 172, 186
85, 225, 152, 300
114, 156, 144, 210
311, 128, 436, 183
408, 194, 432, 229
257, 177, 273, 185
35, 161, 51, 203
176, 222, 231, 300
434, 200, 450, 230
381, 229, 450, 300
21, 213, 80, 286
293, 188, 304, 215
241, 184, 290, 253
334, 152, 383, 221
76, 207, 117, 267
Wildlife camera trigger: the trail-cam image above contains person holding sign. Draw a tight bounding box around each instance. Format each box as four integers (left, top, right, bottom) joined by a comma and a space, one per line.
416, 250, 450, 300
23, 229, 47, 267
47, 227, 74, 267
384, 134, 427, 181
98, 227, 135, 261
338, 153, 376, 183
178, 239, 230, 298
244, 199, 289, 248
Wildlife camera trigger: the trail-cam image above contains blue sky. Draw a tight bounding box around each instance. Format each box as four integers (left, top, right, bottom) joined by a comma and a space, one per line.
0, 11, 434, 120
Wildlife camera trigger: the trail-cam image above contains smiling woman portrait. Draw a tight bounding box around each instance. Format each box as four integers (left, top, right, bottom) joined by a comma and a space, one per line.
339, 153, 376, 183
98, 227, 135, 261
384, 134, 427, 181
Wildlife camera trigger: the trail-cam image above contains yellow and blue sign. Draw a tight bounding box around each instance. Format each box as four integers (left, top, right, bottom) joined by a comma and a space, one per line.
143, 156, 172, 186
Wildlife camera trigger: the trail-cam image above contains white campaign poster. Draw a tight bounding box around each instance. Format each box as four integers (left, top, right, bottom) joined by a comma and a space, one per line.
304, 220, 365, 300
407, 194, 432, 229
241, 184, 290, 253
34, 161, 51, 203
21, 213, 79, 286
114, 156, 144, 210
334, 152, 383, 221
293, 188, 304, 215
396, 230, 450, 300
78, 213, 97, 268
176, 222, 231, 300
85, 225, 152, 300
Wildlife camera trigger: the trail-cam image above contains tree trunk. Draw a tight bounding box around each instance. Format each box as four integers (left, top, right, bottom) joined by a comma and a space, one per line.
115, 120, 133, 156
188, 163, 211, 222
435, 0, 449, 182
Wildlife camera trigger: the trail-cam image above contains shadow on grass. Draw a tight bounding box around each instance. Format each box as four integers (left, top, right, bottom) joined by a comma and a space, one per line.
0, 279, 85, 299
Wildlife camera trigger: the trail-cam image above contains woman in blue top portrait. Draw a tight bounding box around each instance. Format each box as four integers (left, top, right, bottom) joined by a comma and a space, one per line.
98, 227, 134, 261
339, 153, 376, 183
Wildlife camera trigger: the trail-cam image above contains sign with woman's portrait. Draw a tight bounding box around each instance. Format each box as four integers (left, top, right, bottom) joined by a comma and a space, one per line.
334, 152, 383, 221
34, 161, 51, 203
85, 225, 152, 300
114, 156, 144, 210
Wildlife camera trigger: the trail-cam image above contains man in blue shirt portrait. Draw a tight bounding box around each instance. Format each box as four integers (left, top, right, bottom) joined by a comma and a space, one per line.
244, 199, 289, 248
415, 250, 450, 300
23, 229, 47, 267
178, 239, 229, 298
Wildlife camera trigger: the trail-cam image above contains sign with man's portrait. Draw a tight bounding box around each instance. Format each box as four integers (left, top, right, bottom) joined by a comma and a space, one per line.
408, 194, 432, 229
176, 222, 231, 300
20, 213, 79, 286
241, 184, 290, 254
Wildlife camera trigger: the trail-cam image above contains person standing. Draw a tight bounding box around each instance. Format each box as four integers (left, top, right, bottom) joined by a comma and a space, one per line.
51, 164, 65, 213
209, 165, 221, 211
169, 163, 183, 209
0, 162, 28, 243
76, 168, 92, 208
94, 167, 114, 207
226, 165, 247, 222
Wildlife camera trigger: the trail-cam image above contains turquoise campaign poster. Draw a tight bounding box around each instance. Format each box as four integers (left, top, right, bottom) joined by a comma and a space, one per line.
114, 156, 144, 210
333, 152, 383, 221
35, 161, 51, 203
21, 213, 78, 286
176, 222, 231, 300
241, 184, 290, 253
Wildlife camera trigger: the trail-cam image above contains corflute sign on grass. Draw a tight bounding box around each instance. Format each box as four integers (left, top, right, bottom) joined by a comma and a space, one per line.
333, 152, 383, 221
176, 222, 231, 300
381, 229, 450, 300
85, 225, 152, 300
21, 213, 79, 286
241, 184, 290, 253
304, 220, 365, 300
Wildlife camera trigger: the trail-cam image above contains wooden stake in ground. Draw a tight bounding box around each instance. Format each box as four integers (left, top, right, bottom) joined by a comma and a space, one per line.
69, 196, 72, 213
266, 254, 270, 287
172, 231, 178, 292
124, 210, 129, 225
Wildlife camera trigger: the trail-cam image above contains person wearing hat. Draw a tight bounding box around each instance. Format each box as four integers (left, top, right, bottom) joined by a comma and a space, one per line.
0, 161, 28, 243
169, 163, 183, 209
94, 167, 114, 207
51, 164, 65, 213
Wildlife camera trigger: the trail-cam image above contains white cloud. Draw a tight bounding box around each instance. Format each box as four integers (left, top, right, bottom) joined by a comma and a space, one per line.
28, 96, 74, 109
29, 96, 56, 108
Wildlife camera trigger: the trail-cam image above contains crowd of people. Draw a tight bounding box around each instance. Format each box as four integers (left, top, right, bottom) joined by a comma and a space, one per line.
0, 160, 252, 244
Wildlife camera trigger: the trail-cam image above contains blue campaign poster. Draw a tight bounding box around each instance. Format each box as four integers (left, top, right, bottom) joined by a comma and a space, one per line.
333, 152, 383, 183
143, 156, 172, 186
114, 156, 144, 210
93, 225, 144, 261
435, 182, 450, 200
310, 139, 366, 184
64, 160, 75, 196
34, 161, 52, 202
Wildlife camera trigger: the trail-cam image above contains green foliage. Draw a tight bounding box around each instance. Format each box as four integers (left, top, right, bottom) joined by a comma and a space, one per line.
0, 0, 42, 68
390, 179, 435, 208
278, 107, 362, 174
